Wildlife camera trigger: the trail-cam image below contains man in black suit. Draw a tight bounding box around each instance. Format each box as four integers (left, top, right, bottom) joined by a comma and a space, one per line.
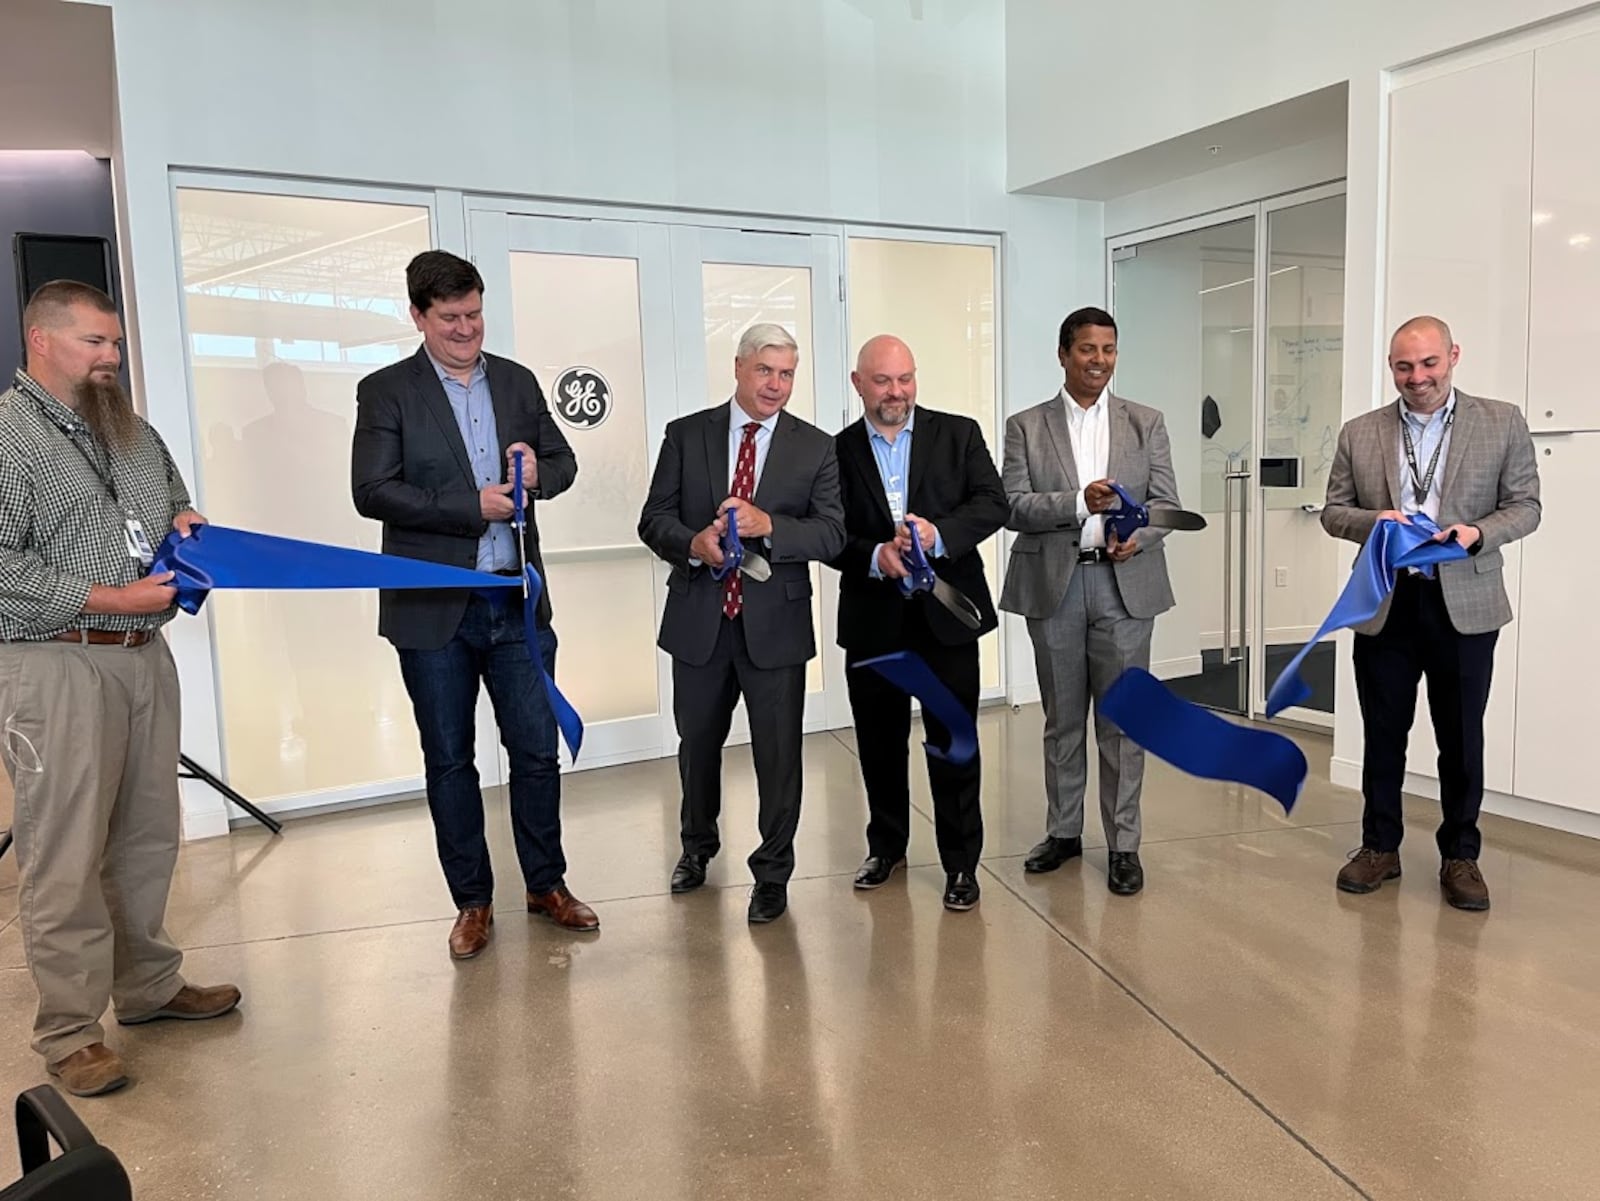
637, 322, 845, 924
351, 250, 597, 961
829, 335, 1007, 911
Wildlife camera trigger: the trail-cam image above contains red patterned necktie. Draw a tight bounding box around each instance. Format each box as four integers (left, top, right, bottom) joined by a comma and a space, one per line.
723, 421, 761, 619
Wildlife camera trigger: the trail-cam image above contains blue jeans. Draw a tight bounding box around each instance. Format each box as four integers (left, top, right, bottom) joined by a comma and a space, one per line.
397, 595, 565, 907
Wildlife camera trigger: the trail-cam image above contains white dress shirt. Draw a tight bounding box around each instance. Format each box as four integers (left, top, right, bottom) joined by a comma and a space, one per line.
1063, 387, 1110, 550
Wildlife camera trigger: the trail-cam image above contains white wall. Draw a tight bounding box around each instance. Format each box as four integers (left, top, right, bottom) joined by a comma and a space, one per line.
1005, 0, 1599, 192
98, 0, 1103, 830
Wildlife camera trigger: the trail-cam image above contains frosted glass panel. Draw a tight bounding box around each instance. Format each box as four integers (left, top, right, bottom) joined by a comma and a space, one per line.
508, 252, 650, 551
848, 238, 1001, 690
544, 557, 660, 723
507, 251, 660, 723
701, 263, 823, 695
177, 188, 431, 800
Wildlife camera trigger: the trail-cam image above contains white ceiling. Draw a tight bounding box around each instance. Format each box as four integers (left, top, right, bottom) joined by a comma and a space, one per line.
0, 0, 115, 156
1018, 84, 1349, 202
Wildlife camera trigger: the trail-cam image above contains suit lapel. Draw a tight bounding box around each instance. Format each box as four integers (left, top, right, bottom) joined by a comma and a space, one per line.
752, 410, 788, 509
410, 348, 474, 484
706, 402, 731, 512
1107, 393, 1131, 484
485, 353, 518, 461
844, 419, 895, 528
907, 408, 930, 506
1043, 393, 1080, 492
1437, 392, 1475, 516
1382, 401, 1404, 510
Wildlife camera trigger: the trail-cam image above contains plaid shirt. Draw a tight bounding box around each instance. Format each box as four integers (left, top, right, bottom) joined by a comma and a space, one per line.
0, 370, 193, 639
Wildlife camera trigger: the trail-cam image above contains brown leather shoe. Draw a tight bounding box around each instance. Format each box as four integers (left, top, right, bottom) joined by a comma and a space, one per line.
1440, 858, 1491, 911
118, 983, 242, 1025
1336, 848, 1402, 894
448, 905, 494, 959
526, 885, 599, 932
48, 1043, 129, 1097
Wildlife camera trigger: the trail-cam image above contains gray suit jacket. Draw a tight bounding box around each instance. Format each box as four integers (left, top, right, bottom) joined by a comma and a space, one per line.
999, 392, 1179, 621
1321, 390, 1540, 635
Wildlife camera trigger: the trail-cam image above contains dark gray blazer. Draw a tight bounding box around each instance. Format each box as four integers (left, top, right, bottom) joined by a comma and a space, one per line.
351, 347, 575, 650
638, 403, 844, 669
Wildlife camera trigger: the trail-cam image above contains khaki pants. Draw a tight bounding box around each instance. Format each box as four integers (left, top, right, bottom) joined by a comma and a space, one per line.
0, 637, 187, 1064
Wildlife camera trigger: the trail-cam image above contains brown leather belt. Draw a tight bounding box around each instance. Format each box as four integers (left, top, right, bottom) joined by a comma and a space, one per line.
51, 629, 155, 647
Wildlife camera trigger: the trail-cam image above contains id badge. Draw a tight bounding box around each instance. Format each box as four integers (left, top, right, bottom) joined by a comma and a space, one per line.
885, 490, 905, 522
124, 517, 155, 567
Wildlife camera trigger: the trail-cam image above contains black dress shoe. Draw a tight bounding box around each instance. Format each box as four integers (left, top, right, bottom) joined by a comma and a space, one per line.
1108, 851, 1144, 896
748, 882, 788, 924
670, 853, 710, 894
853, 855, 907, 890
1024, 836, 1083, 873
942, 872, 981, 911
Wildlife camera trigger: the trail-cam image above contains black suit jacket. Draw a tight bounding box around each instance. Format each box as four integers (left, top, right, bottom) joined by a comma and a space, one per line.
351, 347, 576, 650
638, 403, 845, 670
829, 409, 1007, 654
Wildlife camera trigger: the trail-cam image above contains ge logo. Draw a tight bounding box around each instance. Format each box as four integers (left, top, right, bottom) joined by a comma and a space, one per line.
553, 367, 611, 430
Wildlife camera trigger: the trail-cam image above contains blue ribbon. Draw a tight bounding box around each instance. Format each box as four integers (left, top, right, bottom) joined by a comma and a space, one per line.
151, 522, 585, 762
853, 650, 979, 765
1264, 514, 1467, 717
1100, 667, 1308, 813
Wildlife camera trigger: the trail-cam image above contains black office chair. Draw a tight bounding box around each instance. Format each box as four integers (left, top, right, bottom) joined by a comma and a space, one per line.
0, 1086, 130, 1201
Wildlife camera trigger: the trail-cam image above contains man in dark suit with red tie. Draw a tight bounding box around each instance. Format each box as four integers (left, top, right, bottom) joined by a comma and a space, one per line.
638, 323, 845, 924
828, 335, 1008, 911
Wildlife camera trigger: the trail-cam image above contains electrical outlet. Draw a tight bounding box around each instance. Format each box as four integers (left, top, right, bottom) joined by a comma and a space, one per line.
1274, 567, 1288, 588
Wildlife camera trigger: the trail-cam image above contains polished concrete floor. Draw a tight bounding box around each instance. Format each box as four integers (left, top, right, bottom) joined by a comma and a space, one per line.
1, 704, 1599, 1200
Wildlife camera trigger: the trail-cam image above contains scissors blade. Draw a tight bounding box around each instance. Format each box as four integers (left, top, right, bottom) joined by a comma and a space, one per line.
929, 578, 984, 631
1143, 507, 1208, 532
739, 550, 773, 582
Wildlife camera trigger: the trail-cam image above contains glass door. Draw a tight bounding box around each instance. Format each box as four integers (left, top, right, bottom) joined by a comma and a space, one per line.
668, 226, 849, 734
469, 210, 682, 767
1108, 184, 1347, 724
1110, 213, 1258, 715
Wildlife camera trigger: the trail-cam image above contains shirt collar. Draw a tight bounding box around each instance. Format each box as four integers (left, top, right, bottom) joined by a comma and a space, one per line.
1060, 386, 1108, 418
1400, 388, 1456, 427
866, 406, 915, 445
13, 369, 83, 429
424, 345, 487, 386
729, 397, 782, 434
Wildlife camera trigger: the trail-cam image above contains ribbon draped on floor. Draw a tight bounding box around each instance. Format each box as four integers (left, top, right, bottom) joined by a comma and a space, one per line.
1100, 515, 1468, 813
151, 523, 585, 762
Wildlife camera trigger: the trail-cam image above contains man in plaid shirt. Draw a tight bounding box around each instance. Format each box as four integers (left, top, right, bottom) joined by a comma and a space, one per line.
0, 282, 241, 1097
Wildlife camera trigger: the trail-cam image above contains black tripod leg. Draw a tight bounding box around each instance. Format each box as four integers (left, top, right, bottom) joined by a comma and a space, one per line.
178, 754, 283, 835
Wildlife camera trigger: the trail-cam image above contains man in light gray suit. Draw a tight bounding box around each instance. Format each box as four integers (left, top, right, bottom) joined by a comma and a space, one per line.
1000, 307, 1180, 896
1323, 315, 1540, 912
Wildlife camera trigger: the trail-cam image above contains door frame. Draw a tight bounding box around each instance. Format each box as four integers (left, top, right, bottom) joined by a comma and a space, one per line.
1105, 180, 1347, 729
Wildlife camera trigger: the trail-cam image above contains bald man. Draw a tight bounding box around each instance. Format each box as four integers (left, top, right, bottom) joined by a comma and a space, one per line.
827, 336, 1007, 911
0, 281, 240, 1098
1322, 315, 1540, 911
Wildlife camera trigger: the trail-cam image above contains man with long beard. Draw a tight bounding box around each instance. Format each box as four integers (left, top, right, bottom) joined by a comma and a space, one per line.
0, 282, 241, 1097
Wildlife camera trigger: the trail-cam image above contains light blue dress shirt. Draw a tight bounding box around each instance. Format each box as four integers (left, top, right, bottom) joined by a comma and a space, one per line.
866, 408, 947, 579
426, 348, 517, 572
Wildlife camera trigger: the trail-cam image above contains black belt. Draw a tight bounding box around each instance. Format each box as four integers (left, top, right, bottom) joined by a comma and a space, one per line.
1076, 548, 1112, 564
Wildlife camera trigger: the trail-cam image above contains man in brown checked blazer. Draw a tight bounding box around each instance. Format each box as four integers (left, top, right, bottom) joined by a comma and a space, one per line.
1323, 315, 1540, 912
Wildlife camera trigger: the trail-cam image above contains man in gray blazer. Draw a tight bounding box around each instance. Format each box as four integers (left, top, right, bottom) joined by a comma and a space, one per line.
1323, 315, 1540, 911
638, 323, 845, 924
1000, 307, 1180, 896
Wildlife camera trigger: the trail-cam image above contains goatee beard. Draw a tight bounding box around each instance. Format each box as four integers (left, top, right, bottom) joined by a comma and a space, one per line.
74, 377, 140, 450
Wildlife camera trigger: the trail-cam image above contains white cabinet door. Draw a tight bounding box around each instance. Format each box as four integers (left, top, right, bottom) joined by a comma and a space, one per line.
1512, 433, 1599, 814
1528, 31, 1600, 434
